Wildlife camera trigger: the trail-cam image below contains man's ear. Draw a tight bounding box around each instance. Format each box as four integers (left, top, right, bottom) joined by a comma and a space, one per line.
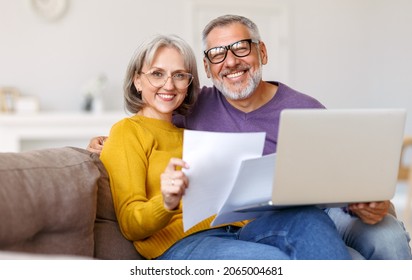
259, 41, 268, 65
203, 58, 211, 78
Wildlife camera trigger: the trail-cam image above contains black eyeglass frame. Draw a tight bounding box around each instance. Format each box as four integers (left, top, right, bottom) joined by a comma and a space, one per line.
204, 38, 260, 64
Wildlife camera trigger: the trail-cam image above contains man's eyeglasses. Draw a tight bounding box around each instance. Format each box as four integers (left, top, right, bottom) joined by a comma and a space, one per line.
204, 39, 259, 64
140, 70, 193, 90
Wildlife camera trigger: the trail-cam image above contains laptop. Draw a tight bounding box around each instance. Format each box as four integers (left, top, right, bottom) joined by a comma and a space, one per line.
235, 108, 406, 212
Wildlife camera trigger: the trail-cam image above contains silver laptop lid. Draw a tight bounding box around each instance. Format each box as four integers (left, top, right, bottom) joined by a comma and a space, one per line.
272, 108, 406, 206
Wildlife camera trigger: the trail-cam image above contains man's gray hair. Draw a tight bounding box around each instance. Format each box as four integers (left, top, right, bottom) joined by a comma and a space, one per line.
201, 14, 261, 51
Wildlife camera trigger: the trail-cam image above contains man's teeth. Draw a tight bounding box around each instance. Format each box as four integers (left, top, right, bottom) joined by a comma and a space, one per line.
226, 71, 244, 78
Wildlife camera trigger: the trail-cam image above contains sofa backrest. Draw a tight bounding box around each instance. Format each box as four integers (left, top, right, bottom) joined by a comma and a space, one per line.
89, 149, 143, 259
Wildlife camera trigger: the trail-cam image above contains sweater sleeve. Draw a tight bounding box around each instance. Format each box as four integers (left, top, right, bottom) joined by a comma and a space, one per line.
100, 119, 178, 241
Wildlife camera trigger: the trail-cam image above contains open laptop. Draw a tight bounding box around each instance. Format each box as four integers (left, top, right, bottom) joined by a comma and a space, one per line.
235, 108, 406, 212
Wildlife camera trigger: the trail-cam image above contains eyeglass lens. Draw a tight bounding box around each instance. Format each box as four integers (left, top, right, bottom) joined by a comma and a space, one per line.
205, 39, 255, 64
143, 70, 193, 89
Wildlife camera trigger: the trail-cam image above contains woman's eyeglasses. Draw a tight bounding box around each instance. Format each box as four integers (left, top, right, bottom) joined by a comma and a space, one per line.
141, 70, 193, 90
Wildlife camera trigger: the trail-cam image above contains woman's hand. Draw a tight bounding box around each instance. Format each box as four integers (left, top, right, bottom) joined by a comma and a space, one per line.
160, 158, 190, 211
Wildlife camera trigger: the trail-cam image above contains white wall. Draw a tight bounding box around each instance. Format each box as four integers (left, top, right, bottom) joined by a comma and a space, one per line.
290, 0, 412, 132
1, 0, 412, 133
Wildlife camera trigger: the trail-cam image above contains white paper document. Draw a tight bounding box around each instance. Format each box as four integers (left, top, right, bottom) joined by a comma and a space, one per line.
210, 153, 276, 226
182, 130, 268, 231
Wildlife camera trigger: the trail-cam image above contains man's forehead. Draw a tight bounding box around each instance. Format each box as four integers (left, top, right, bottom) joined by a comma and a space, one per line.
206, 23, 250, 47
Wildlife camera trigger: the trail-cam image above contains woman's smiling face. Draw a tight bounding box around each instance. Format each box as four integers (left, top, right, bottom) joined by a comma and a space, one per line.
134, 46, 189, 121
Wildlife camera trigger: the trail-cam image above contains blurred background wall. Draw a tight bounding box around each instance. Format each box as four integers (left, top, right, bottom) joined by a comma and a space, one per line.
1, 0, 412, 133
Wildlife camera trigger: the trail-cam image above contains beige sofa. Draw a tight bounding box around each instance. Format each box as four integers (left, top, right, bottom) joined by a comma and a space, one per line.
0, 147, 143, 259
2, 146, 397, 260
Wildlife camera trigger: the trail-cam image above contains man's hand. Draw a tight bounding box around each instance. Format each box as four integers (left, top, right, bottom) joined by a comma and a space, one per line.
87, 136, 107, 155
348, 200, 390, 225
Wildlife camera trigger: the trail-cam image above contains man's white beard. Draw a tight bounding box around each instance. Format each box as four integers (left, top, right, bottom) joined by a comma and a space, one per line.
212, 66, 262, 101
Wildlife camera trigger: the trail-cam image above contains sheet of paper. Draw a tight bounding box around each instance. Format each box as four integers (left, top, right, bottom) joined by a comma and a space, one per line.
182, 130, 265, 231
211, 153, 276, 226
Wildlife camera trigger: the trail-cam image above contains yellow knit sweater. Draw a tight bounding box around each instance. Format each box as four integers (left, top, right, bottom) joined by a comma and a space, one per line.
100, 115, 244, 259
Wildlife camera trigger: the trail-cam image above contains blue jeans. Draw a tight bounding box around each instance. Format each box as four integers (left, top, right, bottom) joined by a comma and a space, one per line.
157, 206, 351, 260
326, 207, 412, 259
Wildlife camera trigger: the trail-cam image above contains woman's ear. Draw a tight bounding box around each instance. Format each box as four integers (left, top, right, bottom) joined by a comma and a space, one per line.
133, 73, 142, 91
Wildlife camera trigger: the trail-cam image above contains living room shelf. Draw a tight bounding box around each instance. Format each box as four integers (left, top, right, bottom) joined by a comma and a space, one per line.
0, 111, 127, 152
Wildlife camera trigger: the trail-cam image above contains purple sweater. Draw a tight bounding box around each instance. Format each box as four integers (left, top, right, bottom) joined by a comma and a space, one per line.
174, 81, 325, 155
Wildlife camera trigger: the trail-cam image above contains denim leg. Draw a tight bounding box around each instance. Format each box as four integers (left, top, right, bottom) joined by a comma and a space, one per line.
347, 246, 365, 260
157, 227, 289, 260
326, 207, 412, 260
238, 206, 352, 260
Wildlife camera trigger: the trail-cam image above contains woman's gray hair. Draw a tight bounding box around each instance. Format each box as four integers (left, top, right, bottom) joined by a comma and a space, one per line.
124, 34, 199, 115
201, 14, 261, 51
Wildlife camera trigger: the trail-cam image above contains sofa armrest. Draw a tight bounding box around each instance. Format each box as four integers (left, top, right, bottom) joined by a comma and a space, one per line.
0, 147, 99, 257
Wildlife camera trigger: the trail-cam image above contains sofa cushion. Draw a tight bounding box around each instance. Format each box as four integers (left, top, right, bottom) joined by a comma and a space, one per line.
90, 152, 144, 260
0, 147, 98, 257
